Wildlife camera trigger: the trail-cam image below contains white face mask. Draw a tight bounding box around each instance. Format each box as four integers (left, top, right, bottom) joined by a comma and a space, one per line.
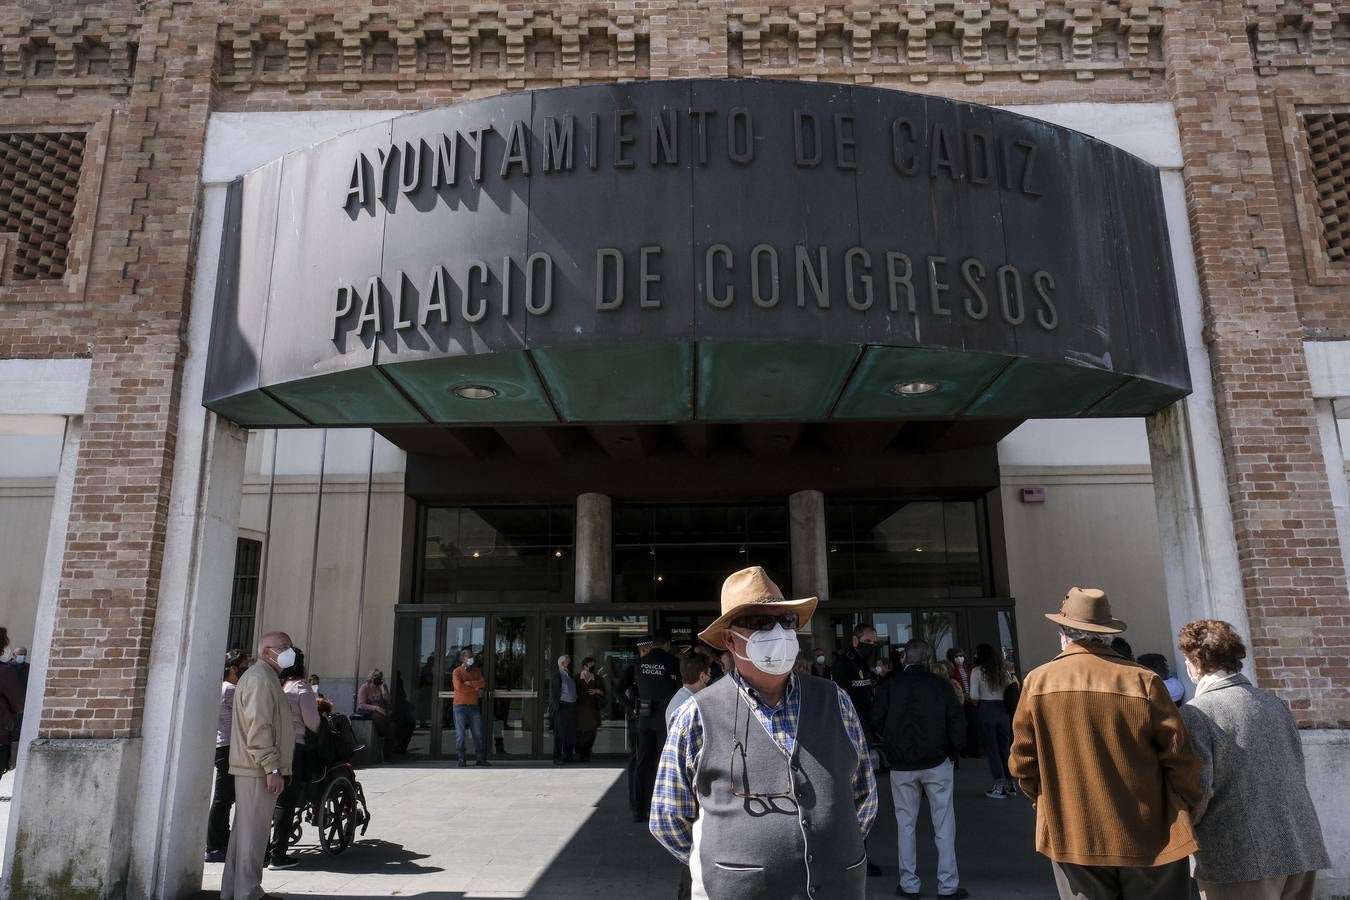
814, 654, 825, 665
465, 657, 475, 667
14, 655, 25, 664
730, 624, 799, 677
275, 647, 297, 670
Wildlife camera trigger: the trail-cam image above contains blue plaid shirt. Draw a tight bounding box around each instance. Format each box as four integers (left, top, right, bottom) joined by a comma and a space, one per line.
649, 672, 878, 864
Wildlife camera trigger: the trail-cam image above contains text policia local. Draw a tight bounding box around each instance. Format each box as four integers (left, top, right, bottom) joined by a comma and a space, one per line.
330, 106, 1061, 341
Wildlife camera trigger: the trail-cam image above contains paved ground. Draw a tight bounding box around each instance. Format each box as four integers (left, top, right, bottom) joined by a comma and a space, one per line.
190, 759, 1056, 900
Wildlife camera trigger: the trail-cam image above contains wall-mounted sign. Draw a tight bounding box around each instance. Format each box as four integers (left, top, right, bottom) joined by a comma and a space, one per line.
204, 79, 1189, 428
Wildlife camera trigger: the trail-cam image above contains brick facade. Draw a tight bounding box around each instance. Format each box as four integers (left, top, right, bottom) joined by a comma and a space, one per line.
1, 0, 1348, 746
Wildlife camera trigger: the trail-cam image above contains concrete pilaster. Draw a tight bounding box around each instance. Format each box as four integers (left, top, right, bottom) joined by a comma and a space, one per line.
1144, 171, 1249, 687
575, 493, 612, 604
788, 490, 829, 604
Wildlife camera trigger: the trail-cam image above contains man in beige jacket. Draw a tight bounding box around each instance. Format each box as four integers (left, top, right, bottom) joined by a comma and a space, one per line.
223, 630, 297, 900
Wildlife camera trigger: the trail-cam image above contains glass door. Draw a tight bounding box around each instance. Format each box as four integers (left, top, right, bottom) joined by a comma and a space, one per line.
489, 615, 541, 759
548, 614, 648, 758
392, 614, 440, 758
438, 616, 487, 758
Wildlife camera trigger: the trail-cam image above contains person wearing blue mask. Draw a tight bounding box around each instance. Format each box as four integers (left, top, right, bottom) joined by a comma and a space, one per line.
650, 567, 878, 900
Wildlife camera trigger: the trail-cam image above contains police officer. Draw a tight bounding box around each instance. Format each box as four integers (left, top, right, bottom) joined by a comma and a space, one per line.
834, 623, 880, 729
622, 638, 650, 819
833, 622, 884, 878
633, 629, 680, 823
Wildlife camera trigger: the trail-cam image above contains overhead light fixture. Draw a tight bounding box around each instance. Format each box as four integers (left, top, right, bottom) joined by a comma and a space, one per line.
656, 575, 664, 582
471, 550, 481, 559
891, 381, 939, 396
451, 384, 498, 400
554, 549, 564, 559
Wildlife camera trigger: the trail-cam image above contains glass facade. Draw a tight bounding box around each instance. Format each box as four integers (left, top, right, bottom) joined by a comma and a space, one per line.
613, 503, 790, 604
418, 506, 574, 604
826, 499, 991, 601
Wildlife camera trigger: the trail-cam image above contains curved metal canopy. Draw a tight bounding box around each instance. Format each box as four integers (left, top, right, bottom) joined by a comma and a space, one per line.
204, 79, 1189, 428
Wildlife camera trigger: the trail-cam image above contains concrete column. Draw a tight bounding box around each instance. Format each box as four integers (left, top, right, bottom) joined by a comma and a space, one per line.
1144, 171, 1250, 686
1313, 399, 1350, 588
2, 415, 83, 892
789, 490, 829, 603
575, 493, 612, 604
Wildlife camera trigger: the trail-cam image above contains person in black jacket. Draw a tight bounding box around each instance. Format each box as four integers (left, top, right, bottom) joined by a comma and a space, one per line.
632, 630, 680, 822
873, 639, 968, 900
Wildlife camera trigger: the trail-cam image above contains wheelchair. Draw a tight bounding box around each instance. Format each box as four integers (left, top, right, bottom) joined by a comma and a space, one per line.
287, 758, 372, 855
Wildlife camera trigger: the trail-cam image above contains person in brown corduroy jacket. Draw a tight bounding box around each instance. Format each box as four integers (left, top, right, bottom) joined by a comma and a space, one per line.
1010, 587, 1204, 900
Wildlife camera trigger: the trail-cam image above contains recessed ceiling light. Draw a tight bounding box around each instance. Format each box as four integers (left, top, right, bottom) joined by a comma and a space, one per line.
891, 381, 939, 396
471, 550, 481, 558
451, 384, 498, 400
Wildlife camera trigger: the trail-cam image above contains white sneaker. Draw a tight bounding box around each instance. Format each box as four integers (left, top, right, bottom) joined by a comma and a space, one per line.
984, 787, 1007, 799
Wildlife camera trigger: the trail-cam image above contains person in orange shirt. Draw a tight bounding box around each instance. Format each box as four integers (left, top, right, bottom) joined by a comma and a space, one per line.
452, 647, 489, 767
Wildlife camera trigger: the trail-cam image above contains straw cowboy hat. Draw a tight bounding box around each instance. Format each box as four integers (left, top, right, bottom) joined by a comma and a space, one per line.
698, 566, 817, 650
1045, 586, 1127, 634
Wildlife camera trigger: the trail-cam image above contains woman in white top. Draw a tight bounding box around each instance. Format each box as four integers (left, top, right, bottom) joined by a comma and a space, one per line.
269, 648, 320, 869
971, 643, 1015, 798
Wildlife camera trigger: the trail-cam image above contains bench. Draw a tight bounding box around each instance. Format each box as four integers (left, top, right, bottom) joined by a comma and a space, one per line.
349, 717, 383, 768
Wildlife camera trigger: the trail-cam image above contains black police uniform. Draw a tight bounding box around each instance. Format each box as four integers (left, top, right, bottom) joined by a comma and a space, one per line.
833, 645, 878, 736
632, 646, 680, 820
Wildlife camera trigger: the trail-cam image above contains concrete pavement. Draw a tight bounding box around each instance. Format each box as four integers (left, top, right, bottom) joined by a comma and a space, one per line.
192, 759, 1056, 899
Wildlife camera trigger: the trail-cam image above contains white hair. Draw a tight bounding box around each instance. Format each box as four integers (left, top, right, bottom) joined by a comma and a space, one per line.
557, 654, 570, 667
1059, 626, 1110, 646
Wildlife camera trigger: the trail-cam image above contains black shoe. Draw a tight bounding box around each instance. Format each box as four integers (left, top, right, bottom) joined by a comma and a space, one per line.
268, 854, 299, 870
940, 890, 970, 899
895, 889, 921, 899
458, 759, 467, 768
475, 760, 491, 767
868, 861, 883, 877
203, 849, 226, 863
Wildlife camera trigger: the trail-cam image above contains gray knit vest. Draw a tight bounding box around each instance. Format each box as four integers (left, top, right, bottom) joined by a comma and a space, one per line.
690, 674, 866, 900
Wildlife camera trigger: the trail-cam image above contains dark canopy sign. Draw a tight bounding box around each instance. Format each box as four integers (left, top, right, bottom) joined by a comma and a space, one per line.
204, 79, 1189, 427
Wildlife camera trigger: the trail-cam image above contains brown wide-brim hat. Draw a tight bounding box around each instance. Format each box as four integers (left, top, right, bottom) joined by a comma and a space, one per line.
1045, 586, 1126, 634
698, 566, 817, 651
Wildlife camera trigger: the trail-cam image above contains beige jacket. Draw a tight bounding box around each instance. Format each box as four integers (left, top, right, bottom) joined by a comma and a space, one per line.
228, 661, 295, 777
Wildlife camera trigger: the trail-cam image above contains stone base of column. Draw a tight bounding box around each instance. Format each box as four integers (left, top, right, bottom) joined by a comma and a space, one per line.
1302, 729, 1350, 898
9, 738, 142, 900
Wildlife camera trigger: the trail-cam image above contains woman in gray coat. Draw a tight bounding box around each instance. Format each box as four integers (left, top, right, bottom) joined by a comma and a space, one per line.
1178, 620, 1330, 900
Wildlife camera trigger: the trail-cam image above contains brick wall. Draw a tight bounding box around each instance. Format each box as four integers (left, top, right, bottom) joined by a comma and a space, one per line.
1165, 0, 1350, 727
1, 0, 1347, 737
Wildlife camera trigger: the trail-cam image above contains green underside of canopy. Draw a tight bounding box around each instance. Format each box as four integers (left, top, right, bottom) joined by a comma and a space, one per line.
205, 341, 1189, 428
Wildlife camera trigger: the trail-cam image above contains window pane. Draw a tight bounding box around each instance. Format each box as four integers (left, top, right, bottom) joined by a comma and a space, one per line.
419, 506, 574, 603
827, 499, 991, 600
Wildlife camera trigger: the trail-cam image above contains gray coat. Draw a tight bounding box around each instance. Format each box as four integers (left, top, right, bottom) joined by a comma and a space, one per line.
1181, 673, 1330, 883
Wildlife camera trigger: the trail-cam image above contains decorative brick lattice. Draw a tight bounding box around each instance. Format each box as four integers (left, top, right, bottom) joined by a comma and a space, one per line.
0, 131, 85, 281
728, 1, 1167, 84
1305, 112, 1350, 262
216, 11, 649, 92
1247, 1, 1350, 75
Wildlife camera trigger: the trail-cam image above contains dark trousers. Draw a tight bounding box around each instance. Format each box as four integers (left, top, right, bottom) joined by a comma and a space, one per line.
977, 700, 1013, 782
962, 702, 982, 756
268, 743, 305, 859
677, 865, 692, 900
552, 701, 577, 762
625, 716, 640, 812
206, 745, 235, 853
634, 716, 666, 816
1052, 859, 1191, 900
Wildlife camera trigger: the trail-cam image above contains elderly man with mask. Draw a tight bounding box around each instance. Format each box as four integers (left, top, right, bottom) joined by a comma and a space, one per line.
650, 567, 877, 900
222, 630, 296, 900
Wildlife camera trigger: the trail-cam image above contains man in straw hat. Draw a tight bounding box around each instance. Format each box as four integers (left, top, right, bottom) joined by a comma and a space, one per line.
649, 566, 877, 900
1009, 587, 1204, 900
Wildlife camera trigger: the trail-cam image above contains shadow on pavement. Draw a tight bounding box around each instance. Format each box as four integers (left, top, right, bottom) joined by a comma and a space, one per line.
289, 837, 444, 875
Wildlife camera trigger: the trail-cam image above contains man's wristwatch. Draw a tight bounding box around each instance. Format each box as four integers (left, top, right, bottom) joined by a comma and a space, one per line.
268, 768, 279, 776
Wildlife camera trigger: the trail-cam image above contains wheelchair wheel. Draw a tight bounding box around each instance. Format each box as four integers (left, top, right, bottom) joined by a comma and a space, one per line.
318, 776, 357, 854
